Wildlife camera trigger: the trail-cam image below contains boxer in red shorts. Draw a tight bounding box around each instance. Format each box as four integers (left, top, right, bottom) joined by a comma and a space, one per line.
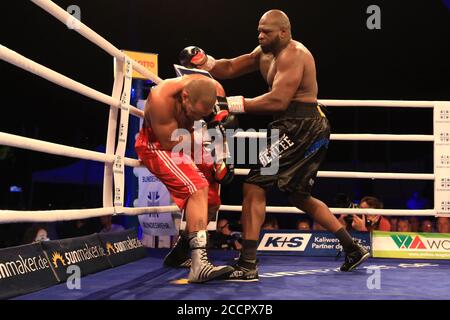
135, 74, 233, 283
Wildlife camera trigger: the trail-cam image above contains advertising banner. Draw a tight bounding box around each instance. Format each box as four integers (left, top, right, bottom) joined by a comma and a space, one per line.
0, 243, 57, 299
257, 230, 371, 256
41, 234, 110, 282
98, 229, 147, 267
372, 231, 450, 259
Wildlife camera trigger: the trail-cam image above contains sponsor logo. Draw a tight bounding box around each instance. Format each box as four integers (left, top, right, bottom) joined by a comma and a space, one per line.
51, 244, 106, 269
391, 235, 426, 250
258, 233, 312, 251
51, 252, 66, 268
390, 234, 450, 251
147, 191, 161, 206
259, 134, 293, 167
0, 254, 51, 280
105, 237, 144, 256
260, 263, 439, 279
105, 242, 116, 255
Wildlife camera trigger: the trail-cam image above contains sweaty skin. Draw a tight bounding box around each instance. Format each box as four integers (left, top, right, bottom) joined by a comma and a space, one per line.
144, 74, 224, 150
208, 12, 318, 113
207, 10, 345, 242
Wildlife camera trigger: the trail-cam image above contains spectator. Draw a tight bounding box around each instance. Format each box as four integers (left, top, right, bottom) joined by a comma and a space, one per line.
23, 224, 50, 244
420, 218, 434, 233
437, 217, 450, 233
409, 216, 420, 232
262, 215, 279, 230
350, 196, 391, 232
389, 217, 399, 232
100, 215, 125, 233
397, 219, 410, 232
334, 193, 358, 230
209, 218, 242, 250
296, 218, 312, 231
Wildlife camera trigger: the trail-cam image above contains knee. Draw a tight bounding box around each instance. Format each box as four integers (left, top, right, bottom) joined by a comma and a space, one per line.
289, 193, 311, 211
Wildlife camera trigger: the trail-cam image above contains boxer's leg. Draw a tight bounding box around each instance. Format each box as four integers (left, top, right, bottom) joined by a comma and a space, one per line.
136, 139, 232, 282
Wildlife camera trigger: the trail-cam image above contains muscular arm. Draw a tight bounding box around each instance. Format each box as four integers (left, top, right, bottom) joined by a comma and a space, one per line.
209, 47, 261, 79
244, 49, 304, 113
145, 80, 189, 150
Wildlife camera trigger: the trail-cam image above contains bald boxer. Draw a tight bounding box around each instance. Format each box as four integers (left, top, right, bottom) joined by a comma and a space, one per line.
180, 10, 369, 281
135, 75, 233, 283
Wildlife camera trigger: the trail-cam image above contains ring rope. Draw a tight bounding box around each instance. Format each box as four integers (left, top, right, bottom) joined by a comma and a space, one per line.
234, 169, 434, 180
0, 45, 143, 118
0, 131, 432, 182
318, 99, 437, 108
0, 132, 140, 167
233, 132, 434, 141
0, 205, 435, 224
30, 0, 162, 84
219, 205, 435, 216
0, 0, 445, 224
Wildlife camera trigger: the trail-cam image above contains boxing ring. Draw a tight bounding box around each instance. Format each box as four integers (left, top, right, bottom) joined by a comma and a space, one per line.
13, 250, 450, 300
1, 0, 450, 300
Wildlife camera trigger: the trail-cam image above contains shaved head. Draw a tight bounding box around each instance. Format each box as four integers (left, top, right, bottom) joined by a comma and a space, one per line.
260, 10, 291, 32
258, 9, 292, 53
182, 77, 217, 119
185, 78, 216, 107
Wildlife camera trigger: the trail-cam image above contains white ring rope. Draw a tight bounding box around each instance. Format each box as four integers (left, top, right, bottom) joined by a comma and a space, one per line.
0, 206, 179, 224
233, 132, 434, 142
0, 44, 143, 118
30, 0, 162, 85
0, 0, 445, 224
0, 205, 435, 224
318, 99, 437, 108
0, 132, 140, 167
234, 169, 434, 180
1, 131, 433, 182
219, 205, 435, 216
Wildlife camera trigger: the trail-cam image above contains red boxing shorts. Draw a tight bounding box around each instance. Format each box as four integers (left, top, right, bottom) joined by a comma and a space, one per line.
135, 127, 220, 210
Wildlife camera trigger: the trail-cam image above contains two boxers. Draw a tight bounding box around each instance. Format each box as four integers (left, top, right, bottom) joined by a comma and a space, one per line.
176, 9, 369, 281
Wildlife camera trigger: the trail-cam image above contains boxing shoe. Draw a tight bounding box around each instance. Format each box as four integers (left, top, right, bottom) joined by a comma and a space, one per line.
163, 234, 191, 268
188, 230, 234, 283
225, 258, 259, 282
340, 241, 370, 272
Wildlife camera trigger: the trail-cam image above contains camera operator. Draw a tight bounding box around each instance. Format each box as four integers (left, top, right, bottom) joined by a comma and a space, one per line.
209, 218, 242, 250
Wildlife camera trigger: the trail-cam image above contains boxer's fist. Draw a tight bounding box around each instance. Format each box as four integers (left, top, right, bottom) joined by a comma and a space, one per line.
179, 46, 216, 71
214, 161, 234, 185
205, 97, 239, 129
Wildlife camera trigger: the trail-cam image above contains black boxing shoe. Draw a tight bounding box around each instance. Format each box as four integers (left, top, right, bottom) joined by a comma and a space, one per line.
225, 259, 259, 282
163, 235, 191, 268
340, 242, 370, 272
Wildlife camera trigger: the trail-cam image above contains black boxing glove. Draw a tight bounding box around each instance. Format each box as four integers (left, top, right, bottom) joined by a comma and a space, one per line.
179, 46, 216, 71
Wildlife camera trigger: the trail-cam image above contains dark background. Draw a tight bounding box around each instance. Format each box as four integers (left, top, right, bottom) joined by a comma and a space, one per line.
1, 1, 449, 223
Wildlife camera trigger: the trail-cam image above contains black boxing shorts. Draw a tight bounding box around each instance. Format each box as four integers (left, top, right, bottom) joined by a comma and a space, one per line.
245, 101, 331, 200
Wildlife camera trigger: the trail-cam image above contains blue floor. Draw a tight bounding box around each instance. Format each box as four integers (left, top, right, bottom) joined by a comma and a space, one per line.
14, 249, 450, 300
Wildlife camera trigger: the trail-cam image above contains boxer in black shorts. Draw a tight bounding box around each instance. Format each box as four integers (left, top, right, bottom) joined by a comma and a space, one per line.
180, 9, 369, 281
246, 101, 330, 200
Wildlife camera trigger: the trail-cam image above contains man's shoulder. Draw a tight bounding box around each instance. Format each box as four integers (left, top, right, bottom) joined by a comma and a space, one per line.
278, 41, 312, 63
